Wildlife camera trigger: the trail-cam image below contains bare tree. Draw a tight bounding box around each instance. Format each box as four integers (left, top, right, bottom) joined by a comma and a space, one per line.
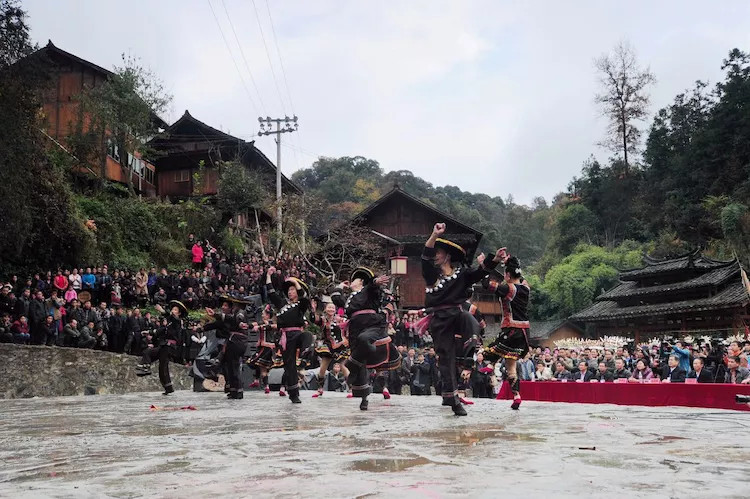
594, 41, 656, 175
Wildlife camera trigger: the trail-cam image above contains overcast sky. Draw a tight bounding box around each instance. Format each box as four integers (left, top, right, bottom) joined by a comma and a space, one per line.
23, 0, 750, 205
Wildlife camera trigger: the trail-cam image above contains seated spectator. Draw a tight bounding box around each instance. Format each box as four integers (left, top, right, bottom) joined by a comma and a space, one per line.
613, 358, 632, 379
552, 361, 571, 381
11, 315, 31, 344
603, 350, 615, 371
79, 321, 97, 349
593, 362, 614, 382
64, 286, 77, 304
574, 361, 594, 382
0, 314, 13, 343
326, 362, 348, 392
533, 360, 553, 381
628, 359, 653, 382
687, 357, 713, 383
63, 319, 81, 347
93, 325, 108, 350
181, 287, 198, 309
661, 355, 687, 383
153, 288, 168, 307
724, 356, 750, 384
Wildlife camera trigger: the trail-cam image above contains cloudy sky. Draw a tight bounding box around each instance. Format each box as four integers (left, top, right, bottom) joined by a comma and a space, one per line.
23, 0, 750, 204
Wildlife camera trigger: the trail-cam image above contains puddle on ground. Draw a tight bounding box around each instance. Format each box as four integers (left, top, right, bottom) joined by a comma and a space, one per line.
397, 428, 545, 445
636, 435, 689, 445
348, 457, 437, 473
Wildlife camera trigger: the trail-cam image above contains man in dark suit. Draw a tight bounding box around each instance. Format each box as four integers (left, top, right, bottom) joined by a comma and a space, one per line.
593, 362, 615, 382
661, 355, 686, 383
575, 361, 594, 382
687, 357, 713, 383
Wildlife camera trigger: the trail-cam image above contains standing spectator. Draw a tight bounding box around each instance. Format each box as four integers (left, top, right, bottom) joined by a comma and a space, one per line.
410, 354, 432, 395
134, 269, 149, 306
108, 306, 127, 353
14, 288, 31, 320
81, 267, 96, 291
671, 341, 692, 373
64, 285, 77, 304
192, 242, 204, 271
0, 314, 13, 343
517, 352, 535, 381
53, 270, 68, 295
28, 290, 47, 345
69, 268, 82, 291
471, 352, 494, 397
42, 315, 57, 346
98, 267, 112, 305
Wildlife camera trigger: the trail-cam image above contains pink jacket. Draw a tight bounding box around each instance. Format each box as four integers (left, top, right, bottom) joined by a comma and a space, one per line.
191, 244, 204, 264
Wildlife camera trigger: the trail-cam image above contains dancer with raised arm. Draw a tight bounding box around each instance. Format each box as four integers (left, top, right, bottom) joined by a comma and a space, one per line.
419, 223, 503, 416
202, 296, 250, 400
135, 300, 187, 396
265, 266, 313, 404
483, 254, 530, 410
247, 305, 280, 394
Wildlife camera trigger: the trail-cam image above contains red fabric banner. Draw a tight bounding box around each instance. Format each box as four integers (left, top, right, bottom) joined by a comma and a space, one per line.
496, 381, 750, 412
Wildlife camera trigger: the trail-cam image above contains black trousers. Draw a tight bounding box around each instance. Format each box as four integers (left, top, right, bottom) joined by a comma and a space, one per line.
281, 329, 312, 397
141, 345, 172, 390
225, 338, 247, 394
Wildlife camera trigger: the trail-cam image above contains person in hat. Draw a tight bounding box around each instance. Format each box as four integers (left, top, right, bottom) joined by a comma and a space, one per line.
482, 253, 530, 410
136, 300, 188, 395
265, 267, 313, 404
312, 299, 350, 398
247, 305, 281, 394
338, 266, 401, 411
202, 295, 251, 399
420, 223, 503, 416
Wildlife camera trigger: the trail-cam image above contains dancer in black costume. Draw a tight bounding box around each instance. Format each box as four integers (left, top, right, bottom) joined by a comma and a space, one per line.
136, 300, 187, 395
265, 266, 313, 404
342, 267, 401, 411
202, 296, 250, 399
419, 223, 503, 415
247, 305, 280, 394
312, 300, 350, 397
483, 254, 530, 410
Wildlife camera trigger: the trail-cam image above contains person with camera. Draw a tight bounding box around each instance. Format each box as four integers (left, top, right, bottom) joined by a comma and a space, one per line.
410, 353, 432, 395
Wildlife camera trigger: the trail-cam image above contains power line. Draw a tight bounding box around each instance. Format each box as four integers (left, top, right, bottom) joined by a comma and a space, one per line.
220, 0, 267, 115
250, 0, 287, 114
263, 0, 303, 171
206, 0, 260, 116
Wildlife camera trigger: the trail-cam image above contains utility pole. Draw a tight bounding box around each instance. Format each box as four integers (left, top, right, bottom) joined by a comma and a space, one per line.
257, 115, 298, 251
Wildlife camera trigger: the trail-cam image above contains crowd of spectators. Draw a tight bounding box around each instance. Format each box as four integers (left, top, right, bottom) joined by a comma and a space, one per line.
2, 235, 749, 397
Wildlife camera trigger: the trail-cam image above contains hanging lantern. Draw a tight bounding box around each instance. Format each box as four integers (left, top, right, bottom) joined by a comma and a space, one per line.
390, 256, 407, 275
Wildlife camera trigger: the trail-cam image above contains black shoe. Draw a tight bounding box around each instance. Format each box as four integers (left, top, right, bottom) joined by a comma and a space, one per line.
162, 386, 174, 396
452, 403, 468, 416
290, 394, 302, 404
360, 397, 369, 411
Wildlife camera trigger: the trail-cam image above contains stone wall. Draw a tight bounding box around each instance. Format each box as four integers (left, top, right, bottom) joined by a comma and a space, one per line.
0, 344, 192, 399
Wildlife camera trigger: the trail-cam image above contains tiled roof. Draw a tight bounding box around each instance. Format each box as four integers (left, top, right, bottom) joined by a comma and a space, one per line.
570, 281, 749, 322
597, 262, 740, 301
619, 252, 732, 281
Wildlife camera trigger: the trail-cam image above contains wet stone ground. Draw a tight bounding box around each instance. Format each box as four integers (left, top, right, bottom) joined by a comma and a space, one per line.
0, 391, 748, 498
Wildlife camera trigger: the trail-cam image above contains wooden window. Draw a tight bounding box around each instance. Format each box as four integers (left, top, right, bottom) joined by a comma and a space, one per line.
175, 170, 190, 182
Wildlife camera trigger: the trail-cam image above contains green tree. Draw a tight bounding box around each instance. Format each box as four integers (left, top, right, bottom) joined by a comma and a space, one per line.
74, 54, 171, 194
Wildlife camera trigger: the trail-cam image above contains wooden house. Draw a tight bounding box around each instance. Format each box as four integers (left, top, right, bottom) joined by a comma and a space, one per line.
570, 252, 750, 342
147, 110, 302, 221
32, 41, 163, 196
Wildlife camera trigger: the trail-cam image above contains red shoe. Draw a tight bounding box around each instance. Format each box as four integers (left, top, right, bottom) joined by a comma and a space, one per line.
346, 393, 353, 398
249, 380, 260, 388
279, 389, 287, 397
312, 389, 323, 398
264, 386, 270, 394
511, 396, 522, 410
459, 397, 474, 405
382, 388, 391, 400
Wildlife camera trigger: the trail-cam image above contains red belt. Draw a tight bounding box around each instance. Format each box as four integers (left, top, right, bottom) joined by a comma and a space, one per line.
280, 327, 303, 350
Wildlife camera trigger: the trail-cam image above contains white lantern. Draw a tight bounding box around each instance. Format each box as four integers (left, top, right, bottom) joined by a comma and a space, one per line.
390, 256, 407, 275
